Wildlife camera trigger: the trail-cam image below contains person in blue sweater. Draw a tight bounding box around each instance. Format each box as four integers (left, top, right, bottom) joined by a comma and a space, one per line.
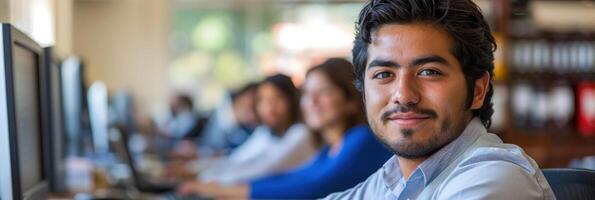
177, 58, 392, 199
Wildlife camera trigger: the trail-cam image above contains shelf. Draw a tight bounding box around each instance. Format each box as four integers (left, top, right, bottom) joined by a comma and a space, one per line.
508, 32, 595, 40
499, 129, 595, 168
506, 72, 595, 82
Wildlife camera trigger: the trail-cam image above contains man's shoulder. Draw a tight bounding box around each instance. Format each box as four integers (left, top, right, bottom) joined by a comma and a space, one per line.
447, 140, 540, 186
435, 144, 554, 199
458, 144, 537, 174
437, 159, 553, 199
454, 131, 539, 172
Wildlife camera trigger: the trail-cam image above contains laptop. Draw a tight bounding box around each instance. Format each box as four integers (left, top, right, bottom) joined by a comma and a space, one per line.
112, 125, 178, 194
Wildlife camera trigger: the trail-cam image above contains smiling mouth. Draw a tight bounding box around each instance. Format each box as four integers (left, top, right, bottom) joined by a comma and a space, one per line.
386, 113, 433, 127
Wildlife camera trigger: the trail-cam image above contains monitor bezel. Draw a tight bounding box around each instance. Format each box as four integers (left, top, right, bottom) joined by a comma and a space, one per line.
0, 23, 48, 200
0, 22, 16, 200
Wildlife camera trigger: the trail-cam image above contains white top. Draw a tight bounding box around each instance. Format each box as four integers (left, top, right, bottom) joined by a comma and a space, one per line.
200, 123, 317, 184
154, 109, 197, 139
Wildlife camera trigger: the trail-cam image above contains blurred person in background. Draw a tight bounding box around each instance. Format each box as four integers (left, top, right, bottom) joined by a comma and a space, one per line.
226, 82, 260, 148
177, 58, 392, 199
156, 94, 197, 139
196, 74, 318, 184
152, 93, 198, 158
163, 83, 261, 179
197, 82, 260, 154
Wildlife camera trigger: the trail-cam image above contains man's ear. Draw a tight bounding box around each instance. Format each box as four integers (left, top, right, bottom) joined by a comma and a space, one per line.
470, 72, 490, 110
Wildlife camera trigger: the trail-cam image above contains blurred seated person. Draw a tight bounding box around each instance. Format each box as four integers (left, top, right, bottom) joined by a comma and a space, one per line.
196, 74, 318, 184
152, 93, 199, 157
164, 83, 261, 178
177, 58, 392, 199
155, 94, 197, 139
227, 83, 260, 148
197, 82, 260, 155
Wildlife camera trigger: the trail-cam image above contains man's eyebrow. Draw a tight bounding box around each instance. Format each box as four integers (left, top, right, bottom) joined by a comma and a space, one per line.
410, 55, 450, 67
367, 59, 400, 70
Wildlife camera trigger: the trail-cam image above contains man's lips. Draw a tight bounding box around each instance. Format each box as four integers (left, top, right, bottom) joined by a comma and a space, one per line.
386, 113, 433, 126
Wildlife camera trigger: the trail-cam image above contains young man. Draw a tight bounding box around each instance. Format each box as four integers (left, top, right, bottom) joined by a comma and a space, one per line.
324, 0, 555, 199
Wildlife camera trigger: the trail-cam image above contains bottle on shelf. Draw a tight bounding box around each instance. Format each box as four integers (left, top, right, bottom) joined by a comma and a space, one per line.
577, 82, 595, 136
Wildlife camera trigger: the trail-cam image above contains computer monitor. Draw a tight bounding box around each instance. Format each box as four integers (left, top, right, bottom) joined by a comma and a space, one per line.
42, 46, 67, 192
61, 56, 86, 156
88, 81, 110, 155
111, 90, 136, 133
0, 23, 48, 200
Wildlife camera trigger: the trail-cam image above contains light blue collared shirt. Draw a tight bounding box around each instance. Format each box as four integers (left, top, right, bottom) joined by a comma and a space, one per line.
323, 118, 556, 200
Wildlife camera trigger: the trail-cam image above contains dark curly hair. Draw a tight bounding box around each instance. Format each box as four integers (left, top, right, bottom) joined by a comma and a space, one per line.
353, 0, 496, 128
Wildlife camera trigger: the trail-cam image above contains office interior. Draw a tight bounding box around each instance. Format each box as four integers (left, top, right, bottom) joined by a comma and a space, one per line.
0, 0, 594, 199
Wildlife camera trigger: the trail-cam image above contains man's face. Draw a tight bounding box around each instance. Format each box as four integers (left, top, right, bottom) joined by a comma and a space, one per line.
364, 23, 486, 159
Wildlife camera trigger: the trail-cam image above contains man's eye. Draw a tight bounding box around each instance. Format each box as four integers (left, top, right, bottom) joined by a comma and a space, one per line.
418, 69, 442, 76
373, 72, 393, 79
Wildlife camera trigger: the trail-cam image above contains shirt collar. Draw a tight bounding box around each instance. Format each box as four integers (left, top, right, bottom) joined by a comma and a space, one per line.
382, 117, 486, 189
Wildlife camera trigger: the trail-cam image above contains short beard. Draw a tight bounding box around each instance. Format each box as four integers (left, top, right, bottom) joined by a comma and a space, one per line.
381, 117, 462, 159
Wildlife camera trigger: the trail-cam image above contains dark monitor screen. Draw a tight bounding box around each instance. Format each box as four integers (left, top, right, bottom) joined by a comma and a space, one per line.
13, 42, 44, 194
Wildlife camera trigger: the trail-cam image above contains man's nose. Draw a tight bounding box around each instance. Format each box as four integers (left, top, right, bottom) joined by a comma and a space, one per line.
389, 73, 420, 106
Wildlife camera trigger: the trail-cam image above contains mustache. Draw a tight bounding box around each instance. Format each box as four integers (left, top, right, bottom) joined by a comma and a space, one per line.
381, 104, 438, 122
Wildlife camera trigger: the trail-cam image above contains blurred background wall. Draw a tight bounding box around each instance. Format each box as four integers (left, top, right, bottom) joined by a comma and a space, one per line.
73, 0, 170, 118
0, 0, 8, 22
